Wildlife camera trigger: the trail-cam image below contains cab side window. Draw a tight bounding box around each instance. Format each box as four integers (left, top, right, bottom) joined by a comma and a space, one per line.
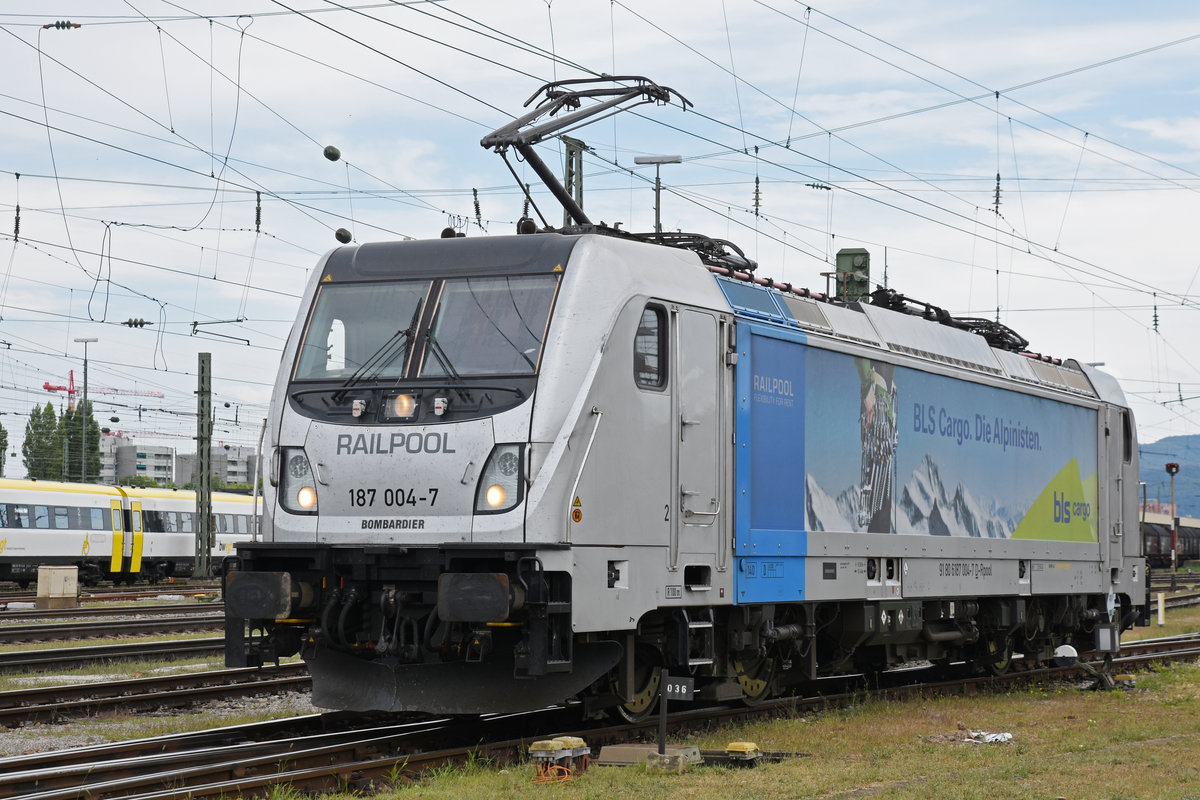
634, 306, 667, 389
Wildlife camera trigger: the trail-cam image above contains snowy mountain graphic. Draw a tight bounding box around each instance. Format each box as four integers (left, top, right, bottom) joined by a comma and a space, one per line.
804, 473, 854, 532
807, 453, 1021, 537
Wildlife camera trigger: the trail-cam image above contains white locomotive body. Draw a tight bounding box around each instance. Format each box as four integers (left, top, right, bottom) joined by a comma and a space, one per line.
225, 231, 1145, 716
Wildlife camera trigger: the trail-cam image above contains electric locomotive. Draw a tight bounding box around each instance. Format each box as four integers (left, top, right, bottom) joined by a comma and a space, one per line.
224, 78, 1147, 717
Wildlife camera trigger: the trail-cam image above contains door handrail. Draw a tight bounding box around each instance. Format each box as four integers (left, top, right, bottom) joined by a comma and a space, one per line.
564, 407, 603, 543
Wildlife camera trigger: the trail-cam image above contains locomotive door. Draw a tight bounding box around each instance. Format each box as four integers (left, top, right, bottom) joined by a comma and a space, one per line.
671, 307, 725, 570
1102, 405, 1131, 572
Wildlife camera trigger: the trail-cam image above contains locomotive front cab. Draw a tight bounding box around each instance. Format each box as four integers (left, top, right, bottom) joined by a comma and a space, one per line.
225, 235, 627, 712
274, 235, 570, 538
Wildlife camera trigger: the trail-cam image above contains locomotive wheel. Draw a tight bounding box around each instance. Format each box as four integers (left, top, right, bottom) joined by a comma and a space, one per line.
983, 636, 1013, 676
613, 645, 661, 722
734, 655, 775, 704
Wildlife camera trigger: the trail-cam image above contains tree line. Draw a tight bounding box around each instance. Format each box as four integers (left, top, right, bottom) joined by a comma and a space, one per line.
19, 401, 101, 481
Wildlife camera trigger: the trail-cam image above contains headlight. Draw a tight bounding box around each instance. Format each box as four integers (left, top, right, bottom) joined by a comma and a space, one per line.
475, 444, 523, 514
382, 393, 419, 421
296, 485, 318, 510
279, 447, 318, 515
485, 484, 507, 507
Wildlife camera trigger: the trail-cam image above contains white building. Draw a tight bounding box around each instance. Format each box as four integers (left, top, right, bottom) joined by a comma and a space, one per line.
98, 433, 257, 488
175, 444, 258, 489
98, 433, 174, 485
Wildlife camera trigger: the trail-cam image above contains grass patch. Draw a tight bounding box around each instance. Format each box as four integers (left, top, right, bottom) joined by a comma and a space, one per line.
1125, 601, 1200, 641
315, 661, 1200, 800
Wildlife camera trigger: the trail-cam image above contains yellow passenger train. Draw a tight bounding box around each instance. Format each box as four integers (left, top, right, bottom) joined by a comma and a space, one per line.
0, 479, 258, 586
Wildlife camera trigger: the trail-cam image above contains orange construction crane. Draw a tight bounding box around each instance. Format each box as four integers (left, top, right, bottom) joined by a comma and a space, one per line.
43, 371, 77, 410
44, 372, 165, 405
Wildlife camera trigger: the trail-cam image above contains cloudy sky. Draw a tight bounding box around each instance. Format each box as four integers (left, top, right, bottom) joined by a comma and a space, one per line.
1, 1, 1198, 477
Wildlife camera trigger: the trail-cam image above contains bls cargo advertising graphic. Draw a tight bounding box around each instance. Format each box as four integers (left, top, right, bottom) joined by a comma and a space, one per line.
743, 331, 1099, 545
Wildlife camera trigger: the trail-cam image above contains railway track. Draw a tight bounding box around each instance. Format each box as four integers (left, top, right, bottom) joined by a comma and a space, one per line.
1113, 632, 1200, 662
1162, 591, 1200, 609
0, 712, 475, 800
0, 637, 227, 673
0, 602, 222, 622
2, 634, 1196, 800
1148, 575, 1200, 591
0, 662, 310, 727
0, 585, 220, 607
0, 614, 224, 645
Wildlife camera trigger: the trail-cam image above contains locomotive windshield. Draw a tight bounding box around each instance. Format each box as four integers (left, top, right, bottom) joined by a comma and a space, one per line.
294, 281, 427, 381
293, 274, 559, 382
419, 276, 555, 376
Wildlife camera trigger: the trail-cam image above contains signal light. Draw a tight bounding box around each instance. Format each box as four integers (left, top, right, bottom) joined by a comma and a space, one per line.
1166, 462, 1180, 475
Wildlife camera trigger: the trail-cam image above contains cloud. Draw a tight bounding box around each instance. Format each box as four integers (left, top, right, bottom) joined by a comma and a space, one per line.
1, 0, 1199, 474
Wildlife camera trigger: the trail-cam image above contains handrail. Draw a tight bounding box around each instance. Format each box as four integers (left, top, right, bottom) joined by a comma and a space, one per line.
564, 408, 603, 543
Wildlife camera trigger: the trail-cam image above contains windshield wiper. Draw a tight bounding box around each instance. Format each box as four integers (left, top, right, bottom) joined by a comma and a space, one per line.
331, 299, 423, 402
424, 329, 471, 402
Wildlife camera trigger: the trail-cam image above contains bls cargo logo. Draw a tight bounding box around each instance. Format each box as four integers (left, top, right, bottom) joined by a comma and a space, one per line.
1053, 491, 1092, 524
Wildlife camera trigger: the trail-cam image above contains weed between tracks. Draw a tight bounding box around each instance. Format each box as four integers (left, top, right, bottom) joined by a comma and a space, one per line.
0, 686, 316, 755
310, 662, 1200, 800
0, 654, 227, 692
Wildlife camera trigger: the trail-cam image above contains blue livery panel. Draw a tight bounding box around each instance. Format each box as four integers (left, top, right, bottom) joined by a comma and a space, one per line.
734, 323, 1101, 603
735, 324, 808, 602
803, 347, 1098, 542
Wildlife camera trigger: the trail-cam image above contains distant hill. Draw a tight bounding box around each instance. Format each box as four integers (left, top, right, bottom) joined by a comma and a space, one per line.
1140, 433, 1200, 518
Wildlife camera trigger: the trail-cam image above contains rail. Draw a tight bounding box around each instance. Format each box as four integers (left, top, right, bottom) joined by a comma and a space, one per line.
4, 636, 1197, 799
